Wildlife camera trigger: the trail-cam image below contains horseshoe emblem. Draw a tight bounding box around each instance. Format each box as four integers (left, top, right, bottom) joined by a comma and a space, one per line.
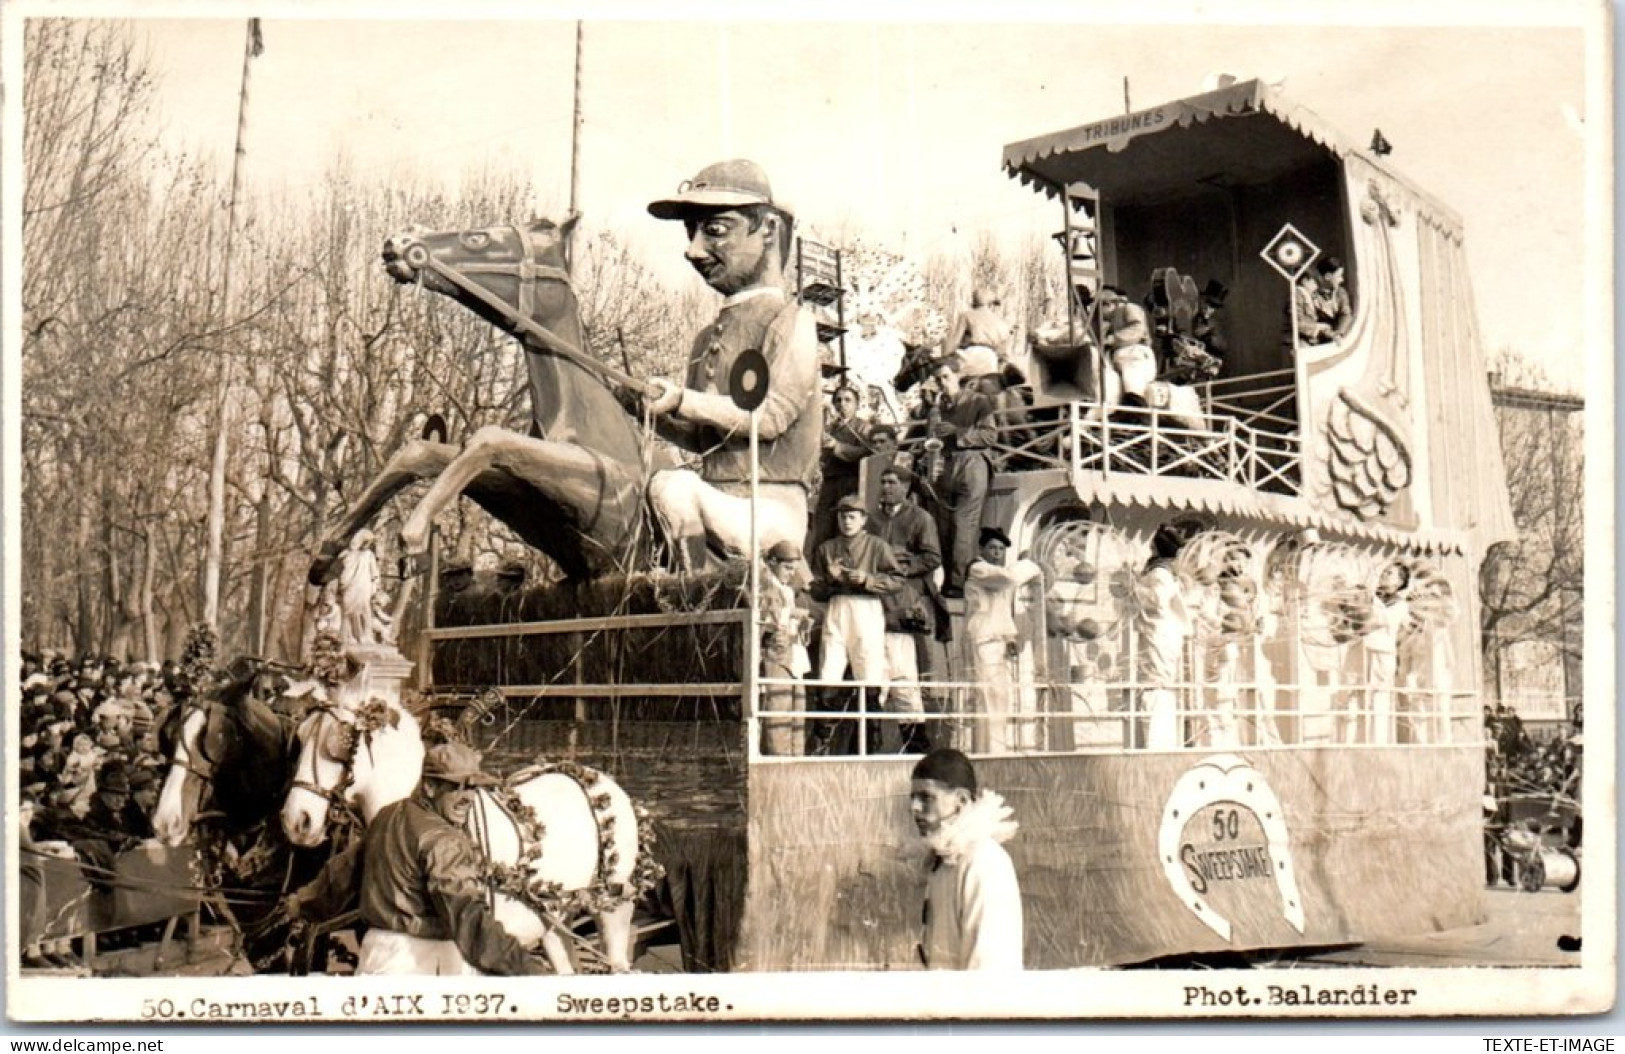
1157, 753, 1306, 942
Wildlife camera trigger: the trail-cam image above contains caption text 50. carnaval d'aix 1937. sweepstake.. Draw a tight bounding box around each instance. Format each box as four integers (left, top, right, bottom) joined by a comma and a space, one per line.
133, 989, 732, 1021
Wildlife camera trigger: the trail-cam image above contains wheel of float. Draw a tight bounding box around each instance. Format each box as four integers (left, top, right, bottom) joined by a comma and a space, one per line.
1518, 853, 1545, 893
1554, 848, 1582, 893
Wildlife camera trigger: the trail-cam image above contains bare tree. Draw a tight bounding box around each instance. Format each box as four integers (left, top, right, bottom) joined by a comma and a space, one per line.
1481, 351, 1584, 710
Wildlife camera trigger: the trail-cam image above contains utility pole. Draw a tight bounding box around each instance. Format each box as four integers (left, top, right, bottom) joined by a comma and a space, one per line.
567, 20, 584, 275
203, 19, 264, 635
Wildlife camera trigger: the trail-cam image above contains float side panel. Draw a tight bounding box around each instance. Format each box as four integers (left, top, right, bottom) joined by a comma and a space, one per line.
736, 747, 1484, 970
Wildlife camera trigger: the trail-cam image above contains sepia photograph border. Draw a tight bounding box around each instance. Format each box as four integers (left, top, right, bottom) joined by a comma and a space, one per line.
1, 0, 1614, 1028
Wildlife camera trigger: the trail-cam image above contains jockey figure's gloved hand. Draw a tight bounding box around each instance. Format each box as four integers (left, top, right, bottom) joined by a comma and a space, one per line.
645, 379, 684, 417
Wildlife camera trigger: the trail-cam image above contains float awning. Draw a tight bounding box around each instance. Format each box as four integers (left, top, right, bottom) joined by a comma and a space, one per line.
1067, 472, 1467, 556
1003, 79, 1459, 225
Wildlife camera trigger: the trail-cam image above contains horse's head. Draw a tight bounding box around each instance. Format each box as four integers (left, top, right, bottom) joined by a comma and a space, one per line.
152, 666, 290, 847
282, 695, 424, 847
383, 216, 580, 337
380, 214, 646, 467
894, 340, 939, 394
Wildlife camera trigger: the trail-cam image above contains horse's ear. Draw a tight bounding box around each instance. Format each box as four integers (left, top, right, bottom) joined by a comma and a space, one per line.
559, 212, 581, 271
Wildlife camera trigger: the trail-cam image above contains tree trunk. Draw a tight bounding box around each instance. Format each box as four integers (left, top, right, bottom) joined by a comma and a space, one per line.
141, 522, 158, 662
74, 491, 94, 655
246, 491, 272, 656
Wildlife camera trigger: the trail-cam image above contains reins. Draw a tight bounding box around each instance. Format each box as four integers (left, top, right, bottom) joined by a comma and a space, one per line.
402, 224, 657, 399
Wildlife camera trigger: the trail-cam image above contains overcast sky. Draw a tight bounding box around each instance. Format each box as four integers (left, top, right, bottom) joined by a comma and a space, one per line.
23, 1, 1609, 391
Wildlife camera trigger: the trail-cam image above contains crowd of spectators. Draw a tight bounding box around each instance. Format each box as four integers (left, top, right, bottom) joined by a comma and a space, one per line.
1484, 703, 1581, 802
18, 652, 179, 856
18, 650, 189, 967
1483, 703, 1582, 888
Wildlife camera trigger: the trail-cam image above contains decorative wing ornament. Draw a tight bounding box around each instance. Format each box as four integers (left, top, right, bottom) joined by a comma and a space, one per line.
1292, 542, 1374, 671
1399, 559, 1457, 638
1034, 518, 1138, 680
1173, 530, 1259, 641
1325, 386, 1413, 519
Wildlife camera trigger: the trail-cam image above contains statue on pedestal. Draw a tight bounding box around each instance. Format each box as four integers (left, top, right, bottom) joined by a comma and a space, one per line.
338, 529, 383, 647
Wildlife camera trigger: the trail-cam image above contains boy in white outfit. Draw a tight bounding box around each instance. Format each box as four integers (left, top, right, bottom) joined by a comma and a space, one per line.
910, 748, 1023, 970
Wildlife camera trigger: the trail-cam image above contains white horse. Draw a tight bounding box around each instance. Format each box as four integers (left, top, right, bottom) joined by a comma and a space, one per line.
278, 692, 653, 974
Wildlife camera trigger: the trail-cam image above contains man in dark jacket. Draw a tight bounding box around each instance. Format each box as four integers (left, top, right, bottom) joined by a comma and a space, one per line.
868, 466, 943, 753
927, 353, 999, 596
286, 742, 548, 976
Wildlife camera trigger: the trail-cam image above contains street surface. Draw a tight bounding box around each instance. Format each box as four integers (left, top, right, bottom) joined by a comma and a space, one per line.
77, 886, 1583, 977
1299, 887, 1584, 969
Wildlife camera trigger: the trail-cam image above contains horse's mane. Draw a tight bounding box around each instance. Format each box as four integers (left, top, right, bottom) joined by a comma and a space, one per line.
210, 671, 294, 822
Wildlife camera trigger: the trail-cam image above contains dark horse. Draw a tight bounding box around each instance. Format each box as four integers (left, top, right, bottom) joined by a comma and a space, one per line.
153, 661, 346, 972
307, 216, 679, 587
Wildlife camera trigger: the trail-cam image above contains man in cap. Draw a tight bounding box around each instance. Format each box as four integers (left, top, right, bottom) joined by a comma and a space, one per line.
964, 527, 1045, 754
868, 466, 943, 753
926, 353, 999, 596
285, 741, 549, 976
1099, 285, 1158, 402
642, 159, 822, 566
810, 384, 874, 553
809, 495, 904, 755
909, 748, 1023, 971
758, 540, 814, 756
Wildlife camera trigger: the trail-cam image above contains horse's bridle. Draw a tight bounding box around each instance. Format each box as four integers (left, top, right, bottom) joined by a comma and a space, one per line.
288, 704, 366, 815
167, 699, 224, 789
396, 223, 656, 398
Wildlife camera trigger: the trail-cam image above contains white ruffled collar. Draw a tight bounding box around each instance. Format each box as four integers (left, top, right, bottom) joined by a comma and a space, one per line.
913, 789, 1018, 868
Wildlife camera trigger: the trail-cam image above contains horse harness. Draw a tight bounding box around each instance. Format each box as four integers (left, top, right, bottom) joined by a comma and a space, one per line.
289, 700, 397, 820
397, 224, 655, 398
162, 697, 229, 794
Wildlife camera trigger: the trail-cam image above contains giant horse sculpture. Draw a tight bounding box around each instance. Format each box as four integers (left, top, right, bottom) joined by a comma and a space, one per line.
308, 216, 679, 588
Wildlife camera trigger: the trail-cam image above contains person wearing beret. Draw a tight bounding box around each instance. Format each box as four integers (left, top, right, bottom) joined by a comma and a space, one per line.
963, 528, 1045, 755
641, 159, 822, 566
285, 742, 549, 976
909, 748, 1024, 971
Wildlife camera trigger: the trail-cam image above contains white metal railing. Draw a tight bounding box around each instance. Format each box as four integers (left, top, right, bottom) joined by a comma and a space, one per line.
416, 607, 1485, 764
899, 387, 1301, 494
748, 674, 1485, 761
